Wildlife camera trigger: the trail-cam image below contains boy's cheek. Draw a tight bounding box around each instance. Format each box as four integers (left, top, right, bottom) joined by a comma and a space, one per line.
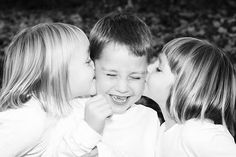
96, 76, 115, 87
130, 80, 146, 90
95, 79, 108, 94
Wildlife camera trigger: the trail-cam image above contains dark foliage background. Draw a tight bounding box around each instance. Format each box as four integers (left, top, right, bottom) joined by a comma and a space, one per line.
0, 0, 236, 62
0, 0, 235, 140
0, 0, 236, 67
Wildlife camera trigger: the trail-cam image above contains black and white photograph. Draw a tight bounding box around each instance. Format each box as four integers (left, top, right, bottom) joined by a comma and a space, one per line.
0, 0, 235, 156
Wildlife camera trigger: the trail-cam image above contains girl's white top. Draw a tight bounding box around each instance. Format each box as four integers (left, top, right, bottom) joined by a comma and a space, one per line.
0, 97, 56, 157
156, 119, 236, 157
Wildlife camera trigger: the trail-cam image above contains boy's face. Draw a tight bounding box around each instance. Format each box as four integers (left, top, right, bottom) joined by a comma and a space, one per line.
95, 42, 147, 114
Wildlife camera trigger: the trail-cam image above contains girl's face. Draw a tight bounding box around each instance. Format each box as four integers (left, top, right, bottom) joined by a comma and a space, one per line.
68, 35, 96, 99
144, 53, 175, 108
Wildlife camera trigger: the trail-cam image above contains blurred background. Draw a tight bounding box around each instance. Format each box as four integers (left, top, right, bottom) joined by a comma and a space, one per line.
0, 0, 236, 75
0, 0, 235, 139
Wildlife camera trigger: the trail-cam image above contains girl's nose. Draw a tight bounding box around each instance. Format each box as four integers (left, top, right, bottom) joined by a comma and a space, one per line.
147, 62, 155, 73
91, 60, 95, 70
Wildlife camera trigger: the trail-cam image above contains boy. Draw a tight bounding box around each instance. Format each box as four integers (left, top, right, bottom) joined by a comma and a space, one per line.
86, 12, 160, 157
47, 12, 160, 157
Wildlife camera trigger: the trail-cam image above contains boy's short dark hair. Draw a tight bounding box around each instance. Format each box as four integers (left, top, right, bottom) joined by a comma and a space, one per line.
90, 12, 153, 61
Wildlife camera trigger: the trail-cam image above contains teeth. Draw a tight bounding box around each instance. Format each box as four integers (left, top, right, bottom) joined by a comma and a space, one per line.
111, 95, 127, 103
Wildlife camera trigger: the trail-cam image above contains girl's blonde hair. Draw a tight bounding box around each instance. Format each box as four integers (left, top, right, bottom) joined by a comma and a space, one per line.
0, 23, 87, 116
164, 37, 236, 135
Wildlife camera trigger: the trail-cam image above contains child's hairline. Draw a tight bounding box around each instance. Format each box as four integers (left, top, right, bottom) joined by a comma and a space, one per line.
89, 12, 152, 61
99, 40, 149, 57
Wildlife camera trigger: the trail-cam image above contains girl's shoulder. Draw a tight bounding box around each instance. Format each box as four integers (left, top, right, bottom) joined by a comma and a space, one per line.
0, 97, 51, 140
0, 97, 52, 156
181, 119, 236, 154
158, 120, 236, 157
0, 97, 47, 122
182, 119, 231, 137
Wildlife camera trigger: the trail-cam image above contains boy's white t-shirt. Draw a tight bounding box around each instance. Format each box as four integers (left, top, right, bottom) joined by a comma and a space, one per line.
44, 98, 160, 157
156, 119, 236, 157
100, 102, 160, 157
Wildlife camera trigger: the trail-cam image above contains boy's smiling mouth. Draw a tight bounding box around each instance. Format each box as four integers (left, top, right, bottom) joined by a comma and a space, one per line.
109, 94, 130, 105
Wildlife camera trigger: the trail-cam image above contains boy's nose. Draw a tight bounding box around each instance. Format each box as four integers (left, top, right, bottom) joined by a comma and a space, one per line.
115, 79, 129, 93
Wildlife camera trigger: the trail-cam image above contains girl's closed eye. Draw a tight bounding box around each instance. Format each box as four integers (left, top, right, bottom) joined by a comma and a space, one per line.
155, 67, 162, 72
86, 58, 92, 64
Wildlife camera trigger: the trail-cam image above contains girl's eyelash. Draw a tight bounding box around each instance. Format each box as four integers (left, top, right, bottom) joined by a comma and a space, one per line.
156, 67, 162, 72
86, 59, 92, 64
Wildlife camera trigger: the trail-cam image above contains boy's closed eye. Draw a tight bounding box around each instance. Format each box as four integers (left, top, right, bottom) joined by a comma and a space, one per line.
106, 73, 117, 77
129, 73, 146, 80
129, 76, 141, 80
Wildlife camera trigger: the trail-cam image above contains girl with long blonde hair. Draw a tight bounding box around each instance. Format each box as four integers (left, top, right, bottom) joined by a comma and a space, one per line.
0, 23, 95, 156
145, 37, 236, 157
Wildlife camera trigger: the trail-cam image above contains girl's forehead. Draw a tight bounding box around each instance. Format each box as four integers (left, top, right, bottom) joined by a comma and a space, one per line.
159, 53, 169, 64
151, 53, 164, 65
158, 53, 164, 63
152, 53, 170, 69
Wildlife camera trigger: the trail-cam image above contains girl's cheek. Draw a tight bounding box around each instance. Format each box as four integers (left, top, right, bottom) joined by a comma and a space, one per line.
90, 79, 97, 96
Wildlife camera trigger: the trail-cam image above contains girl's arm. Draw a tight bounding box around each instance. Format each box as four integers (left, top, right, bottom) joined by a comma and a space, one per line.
55, 120, 127, 157
56, 120, 102, 156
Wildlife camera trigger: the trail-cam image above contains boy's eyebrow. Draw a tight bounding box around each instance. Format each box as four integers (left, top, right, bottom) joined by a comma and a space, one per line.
101, 67, 147, 74
130, 71, 147, 75
101, 67, 117, 72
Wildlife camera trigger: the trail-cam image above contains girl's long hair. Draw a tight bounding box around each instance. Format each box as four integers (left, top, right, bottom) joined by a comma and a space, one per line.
0, 23, 87, 117
165, 37, 236, 135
